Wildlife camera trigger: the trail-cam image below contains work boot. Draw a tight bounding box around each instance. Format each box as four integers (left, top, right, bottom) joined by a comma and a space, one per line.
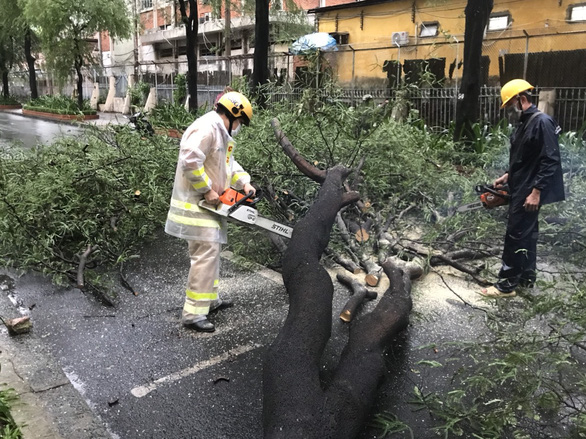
184, 318, 215, 332
209, 298, 234, 313
518, 279, 535, 288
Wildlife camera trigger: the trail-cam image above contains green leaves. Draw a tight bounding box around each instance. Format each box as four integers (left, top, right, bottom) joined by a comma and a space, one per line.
0, 126, 177, 288
22, 0, 131, 84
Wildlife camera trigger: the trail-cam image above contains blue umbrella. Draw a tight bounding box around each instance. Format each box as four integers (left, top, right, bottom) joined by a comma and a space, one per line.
290, 32, 338, 55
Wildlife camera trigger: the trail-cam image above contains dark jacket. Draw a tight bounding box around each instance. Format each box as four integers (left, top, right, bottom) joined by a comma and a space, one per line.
508, 105, 565, 205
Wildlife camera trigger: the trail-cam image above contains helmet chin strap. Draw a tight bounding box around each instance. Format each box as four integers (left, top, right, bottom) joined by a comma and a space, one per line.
226, 114, 238, 136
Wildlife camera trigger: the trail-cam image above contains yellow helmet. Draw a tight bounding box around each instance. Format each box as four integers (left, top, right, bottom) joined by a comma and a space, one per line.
216, 91, 253, 125
500, 79, 534, 108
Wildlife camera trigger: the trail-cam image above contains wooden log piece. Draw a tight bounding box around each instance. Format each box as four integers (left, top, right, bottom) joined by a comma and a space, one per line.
4, 316, 32, 335
325, 248, 361, 274
77, 245, 96, 289
361, 255, 382, 287
337, 273, 378, 323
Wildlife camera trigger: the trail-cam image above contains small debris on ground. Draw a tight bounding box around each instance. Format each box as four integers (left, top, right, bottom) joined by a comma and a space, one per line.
4, 316, 32, 335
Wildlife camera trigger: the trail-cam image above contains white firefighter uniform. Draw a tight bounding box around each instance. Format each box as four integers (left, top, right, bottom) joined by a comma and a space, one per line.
165, 111, 250, 323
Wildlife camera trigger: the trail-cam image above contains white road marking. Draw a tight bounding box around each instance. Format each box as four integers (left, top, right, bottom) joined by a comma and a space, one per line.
130, 343, 261, 398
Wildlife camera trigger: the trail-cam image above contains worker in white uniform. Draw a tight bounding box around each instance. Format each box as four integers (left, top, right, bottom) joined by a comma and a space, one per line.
165, 91, 255, 332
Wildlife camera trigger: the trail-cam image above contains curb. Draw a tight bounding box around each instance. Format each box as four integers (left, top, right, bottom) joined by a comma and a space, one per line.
0, 270, 112, 439
0, 330, 112, 439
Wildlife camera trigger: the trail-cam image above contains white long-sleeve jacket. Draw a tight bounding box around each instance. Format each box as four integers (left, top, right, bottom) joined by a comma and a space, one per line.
165, 111, 250, 243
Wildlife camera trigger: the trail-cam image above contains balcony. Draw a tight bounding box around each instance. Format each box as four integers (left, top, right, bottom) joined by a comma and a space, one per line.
140, 13, 308, 45
140, 16, 256, 45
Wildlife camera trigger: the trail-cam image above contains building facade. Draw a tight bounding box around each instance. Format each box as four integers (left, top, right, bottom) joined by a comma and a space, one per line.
309, 0, 586, 88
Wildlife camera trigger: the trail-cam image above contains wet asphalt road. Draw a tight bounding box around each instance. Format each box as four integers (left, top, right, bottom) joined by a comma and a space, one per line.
0, 229, 494, 439
0, 111, 84, 148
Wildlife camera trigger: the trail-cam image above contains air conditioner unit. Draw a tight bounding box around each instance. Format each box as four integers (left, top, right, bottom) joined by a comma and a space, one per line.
391, 31, 409, 45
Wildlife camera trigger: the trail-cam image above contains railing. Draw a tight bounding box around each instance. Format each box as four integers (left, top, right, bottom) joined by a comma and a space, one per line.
257, 86, 586, 133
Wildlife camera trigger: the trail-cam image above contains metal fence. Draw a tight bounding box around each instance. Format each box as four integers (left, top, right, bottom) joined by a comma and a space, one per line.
261, 86, 586, 133
6, 69, 585, 132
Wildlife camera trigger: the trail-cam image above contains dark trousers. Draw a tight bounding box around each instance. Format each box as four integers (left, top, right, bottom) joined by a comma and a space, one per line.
496, 201, 539, 292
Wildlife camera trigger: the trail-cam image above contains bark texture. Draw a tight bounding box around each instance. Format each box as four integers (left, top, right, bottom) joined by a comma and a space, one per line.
453, 0, 494, 142
263, 158, 416, 437
178, 0, 199, 111
253, 0, 270, 107
24, 28, 38, 99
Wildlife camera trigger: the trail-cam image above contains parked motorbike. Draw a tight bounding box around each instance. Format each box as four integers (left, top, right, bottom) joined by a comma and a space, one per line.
127, 112, 154, 136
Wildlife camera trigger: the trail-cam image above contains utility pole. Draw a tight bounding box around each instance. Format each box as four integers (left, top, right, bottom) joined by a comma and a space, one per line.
133, 0, 139, 78
224, 0, 232, 84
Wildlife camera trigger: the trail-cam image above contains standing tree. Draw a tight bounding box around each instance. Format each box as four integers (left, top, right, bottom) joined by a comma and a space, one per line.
453, 0, 493, 143
0, 0, 22, 98
23, 0, 131, 110
176, 0, 199, 112
23, 27, 38, 99
0, 35, 14, 99
16, 0, 39, 99
253, 0, 270, 107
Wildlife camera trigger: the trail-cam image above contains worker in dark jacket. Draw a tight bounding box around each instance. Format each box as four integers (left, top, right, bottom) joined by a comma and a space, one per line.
481, 79, 565, 298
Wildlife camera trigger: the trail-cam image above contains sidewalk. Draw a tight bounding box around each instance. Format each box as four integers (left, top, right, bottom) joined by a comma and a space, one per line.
0, 107, 127, 127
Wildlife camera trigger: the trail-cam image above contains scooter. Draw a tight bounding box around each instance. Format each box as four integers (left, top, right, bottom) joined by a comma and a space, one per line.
127, 112, 154, 136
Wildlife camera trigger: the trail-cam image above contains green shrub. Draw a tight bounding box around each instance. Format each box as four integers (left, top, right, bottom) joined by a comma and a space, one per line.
0, 387, 22, 438
23, 95, 95, 115
129, 81, 151, 108
0, 96, 20, 106
149, 103, 205, 131
173, 74, 187, 105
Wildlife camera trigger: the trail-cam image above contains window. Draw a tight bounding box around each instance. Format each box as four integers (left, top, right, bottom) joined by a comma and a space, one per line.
158, 47, 173, 58
568, 4, 586, 21
200, 44, 217, 57
419, 21, 439, 37
199, 12, 211, 24
329, 32, 349, 45
230, 38, 243, 51
487, 12, 511, 31
141, 0, 153, 10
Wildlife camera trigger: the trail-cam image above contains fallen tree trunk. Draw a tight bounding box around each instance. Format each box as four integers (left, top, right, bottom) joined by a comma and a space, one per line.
263, 126, 417, 437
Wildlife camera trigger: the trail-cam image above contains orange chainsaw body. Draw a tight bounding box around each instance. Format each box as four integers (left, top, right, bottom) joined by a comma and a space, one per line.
480, 190, 510, 209
219, 188, 248, 206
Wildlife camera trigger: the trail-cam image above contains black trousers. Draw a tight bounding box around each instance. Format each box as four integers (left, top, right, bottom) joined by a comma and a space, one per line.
496, 201, 539, 292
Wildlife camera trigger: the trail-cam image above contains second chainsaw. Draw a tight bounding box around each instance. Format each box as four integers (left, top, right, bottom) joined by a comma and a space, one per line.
456, 184, 511, 213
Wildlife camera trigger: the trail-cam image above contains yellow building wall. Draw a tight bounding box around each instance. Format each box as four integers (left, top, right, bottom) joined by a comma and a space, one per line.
316, 0, 586, 86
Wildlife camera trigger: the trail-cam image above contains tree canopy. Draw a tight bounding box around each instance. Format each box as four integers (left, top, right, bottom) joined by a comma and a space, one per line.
23, 0, 131, 108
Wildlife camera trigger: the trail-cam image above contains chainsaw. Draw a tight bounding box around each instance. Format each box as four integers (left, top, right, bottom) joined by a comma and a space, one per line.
456, 184, 511, 213
198, 188, 293, 239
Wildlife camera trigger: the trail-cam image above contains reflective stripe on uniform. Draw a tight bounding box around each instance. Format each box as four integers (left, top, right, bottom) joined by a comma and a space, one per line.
226, 141, 235, 165
231, 172, 248, 186
192, 166, 206, 177
170, 198, 206, 212
213, 279, 219, 287
192, 173, 211, 190
183, 302, 210, 315
186, 289, 218, 301
167, 212, 221, 228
